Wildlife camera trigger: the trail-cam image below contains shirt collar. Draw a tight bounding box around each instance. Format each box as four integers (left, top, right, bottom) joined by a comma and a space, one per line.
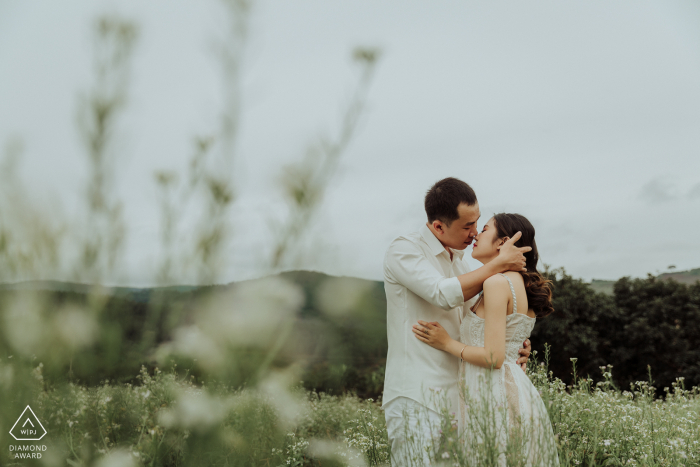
420, 223, 448, 256
420, 223, 466, 260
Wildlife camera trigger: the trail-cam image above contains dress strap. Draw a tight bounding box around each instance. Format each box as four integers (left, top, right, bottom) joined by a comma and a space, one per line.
471, 291, 484, 313
497, 273, 517, 314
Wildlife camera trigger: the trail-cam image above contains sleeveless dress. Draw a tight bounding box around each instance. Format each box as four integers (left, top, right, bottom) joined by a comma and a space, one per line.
458, 273, 560, 466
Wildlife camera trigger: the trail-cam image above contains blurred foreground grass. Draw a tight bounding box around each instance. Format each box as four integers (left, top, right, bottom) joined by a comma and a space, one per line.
0, 5, 387, 466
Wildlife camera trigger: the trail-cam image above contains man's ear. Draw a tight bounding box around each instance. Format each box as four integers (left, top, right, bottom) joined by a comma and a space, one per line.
432, 220, 444, 234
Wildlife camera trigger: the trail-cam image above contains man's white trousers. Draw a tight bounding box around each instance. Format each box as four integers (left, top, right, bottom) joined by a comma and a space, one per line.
383, 397, 443, 466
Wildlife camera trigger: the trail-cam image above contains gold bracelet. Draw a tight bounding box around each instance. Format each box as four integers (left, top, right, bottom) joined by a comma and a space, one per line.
460, 345, 467, 362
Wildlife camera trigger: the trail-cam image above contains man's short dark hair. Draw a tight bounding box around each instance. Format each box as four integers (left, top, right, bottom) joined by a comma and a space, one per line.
425, 177, 477, 226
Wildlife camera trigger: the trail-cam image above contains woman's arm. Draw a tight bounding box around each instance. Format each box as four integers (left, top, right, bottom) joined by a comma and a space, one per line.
412, 275, 510, 369
479, 275, 508, 369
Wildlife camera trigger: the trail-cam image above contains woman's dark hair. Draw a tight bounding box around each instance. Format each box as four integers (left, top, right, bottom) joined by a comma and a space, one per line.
492, 213, 554, 318
425, 177, 478, 226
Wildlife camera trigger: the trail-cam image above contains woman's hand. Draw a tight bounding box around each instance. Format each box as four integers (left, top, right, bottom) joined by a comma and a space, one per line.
412, 320, 451, 351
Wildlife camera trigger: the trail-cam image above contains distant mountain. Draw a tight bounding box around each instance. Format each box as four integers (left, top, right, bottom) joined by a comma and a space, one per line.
0, 280, 202, 303
590, 267, 700, 295
0, 272, 369, 305
658, 268, 700, 285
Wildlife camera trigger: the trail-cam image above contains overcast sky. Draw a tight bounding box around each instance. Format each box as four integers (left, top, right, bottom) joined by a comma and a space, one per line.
1, 0, 700, 287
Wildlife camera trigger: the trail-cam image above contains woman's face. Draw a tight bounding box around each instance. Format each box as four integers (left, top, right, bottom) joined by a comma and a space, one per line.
471, 217, 503, 264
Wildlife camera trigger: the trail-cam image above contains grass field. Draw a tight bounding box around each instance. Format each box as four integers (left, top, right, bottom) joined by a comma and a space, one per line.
3, 346, 699, 466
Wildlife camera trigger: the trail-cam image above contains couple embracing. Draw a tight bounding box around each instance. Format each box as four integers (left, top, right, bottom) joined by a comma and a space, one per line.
382, 177, 559, 466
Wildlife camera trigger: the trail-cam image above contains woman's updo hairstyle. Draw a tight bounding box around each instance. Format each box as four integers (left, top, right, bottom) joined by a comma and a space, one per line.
492, 213, 554, 318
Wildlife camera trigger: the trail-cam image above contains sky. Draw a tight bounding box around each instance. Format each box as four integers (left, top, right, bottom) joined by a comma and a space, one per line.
1, 0, 700, 287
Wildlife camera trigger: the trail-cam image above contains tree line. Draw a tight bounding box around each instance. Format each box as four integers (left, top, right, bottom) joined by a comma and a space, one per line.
532, 268, 700, 393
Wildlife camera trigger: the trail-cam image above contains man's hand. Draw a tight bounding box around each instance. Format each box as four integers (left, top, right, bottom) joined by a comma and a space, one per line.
496, 231, 532, 272
516, 339, 531, 373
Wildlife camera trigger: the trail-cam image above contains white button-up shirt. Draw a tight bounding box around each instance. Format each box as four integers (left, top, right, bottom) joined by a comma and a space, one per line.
382, 224, 477, 413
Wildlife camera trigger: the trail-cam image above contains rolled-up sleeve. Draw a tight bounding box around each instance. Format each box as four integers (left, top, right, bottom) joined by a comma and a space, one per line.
384, 238, 464, 310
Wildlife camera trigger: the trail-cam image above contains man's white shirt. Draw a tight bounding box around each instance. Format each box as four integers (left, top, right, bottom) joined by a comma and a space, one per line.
382, 223, 477, 414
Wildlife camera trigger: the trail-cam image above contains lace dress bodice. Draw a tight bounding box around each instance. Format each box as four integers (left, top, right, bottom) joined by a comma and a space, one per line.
460, 274, 536, 362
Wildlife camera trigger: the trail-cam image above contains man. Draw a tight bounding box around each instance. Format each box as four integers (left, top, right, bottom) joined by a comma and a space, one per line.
382, 177, 532, 465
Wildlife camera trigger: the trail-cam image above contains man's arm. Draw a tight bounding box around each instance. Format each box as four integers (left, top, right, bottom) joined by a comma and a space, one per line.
456, 231, 532, 301
456, 261, 504, 302
385, 231, 532, 310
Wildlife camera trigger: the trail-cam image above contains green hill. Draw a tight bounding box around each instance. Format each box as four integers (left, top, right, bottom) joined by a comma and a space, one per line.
658, 267, 700, 285
590, 268, 700, 295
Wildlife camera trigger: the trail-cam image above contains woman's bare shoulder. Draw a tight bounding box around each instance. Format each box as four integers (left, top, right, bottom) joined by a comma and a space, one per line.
501, 271, 525, 285
483, 273, 510, 292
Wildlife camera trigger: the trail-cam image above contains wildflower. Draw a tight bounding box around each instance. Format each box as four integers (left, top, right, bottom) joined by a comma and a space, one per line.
441, 451, 450, 459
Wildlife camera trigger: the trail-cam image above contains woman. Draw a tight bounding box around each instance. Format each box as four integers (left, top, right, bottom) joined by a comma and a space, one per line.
412, 213, 559, 466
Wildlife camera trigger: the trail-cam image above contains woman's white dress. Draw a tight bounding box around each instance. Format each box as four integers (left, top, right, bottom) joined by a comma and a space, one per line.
458, 273, 560, 466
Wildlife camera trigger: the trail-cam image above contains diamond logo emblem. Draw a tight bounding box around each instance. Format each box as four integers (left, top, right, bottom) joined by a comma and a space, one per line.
9, 406, 47, 441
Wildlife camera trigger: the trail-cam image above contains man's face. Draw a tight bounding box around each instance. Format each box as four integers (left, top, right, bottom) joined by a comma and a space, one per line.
432, 202, 481, 251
